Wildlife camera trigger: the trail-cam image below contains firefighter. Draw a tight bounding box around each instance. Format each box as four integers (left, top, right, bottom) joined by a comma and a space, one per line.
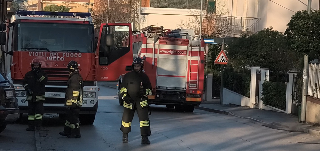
119, 57, 152, 145
59, 60, 83, 138
23, 59, 47, 131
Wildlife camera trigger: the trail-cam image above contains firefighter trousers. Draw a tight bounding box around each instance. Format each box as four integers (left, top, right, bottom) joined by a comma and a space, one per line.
120, 101, 151, 136
64, 107, 80, 135
27, 101, 44, 128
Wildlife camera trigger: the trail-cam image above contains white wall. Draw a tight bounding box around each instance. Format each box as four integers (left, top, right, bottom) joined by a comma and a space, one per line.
217, 0, 319, 32
223, 88, 251, 107
139, 7, 205, 31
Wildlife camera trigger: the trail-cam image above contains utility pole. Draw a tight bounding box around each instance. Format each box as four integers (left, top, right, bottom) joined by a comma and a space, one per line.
200, 0, 203, 41
220, 38, 225, 105
107, 0, 109, 23
308, 0, 312, 14
301, 0, 312, 122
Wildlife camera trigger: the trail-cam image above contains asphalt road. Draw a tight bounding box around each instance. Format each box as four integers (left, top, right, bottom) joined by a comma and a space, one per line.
1, 83, 320, 151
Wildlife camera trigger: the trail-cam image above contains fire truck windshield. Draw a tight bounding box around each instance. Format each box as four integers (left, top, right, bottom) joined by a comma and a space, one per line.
15, 22, 94, 53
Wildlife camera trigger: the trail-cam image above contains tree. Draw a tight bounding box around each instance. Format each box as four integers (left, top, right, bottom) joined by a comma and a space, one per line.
43, 5, 70, 12
227, 28, 299, 81
92, 0, 140, 31
9, 0, 28, 12
150, 0, 201, 9
285, 10, 320, 61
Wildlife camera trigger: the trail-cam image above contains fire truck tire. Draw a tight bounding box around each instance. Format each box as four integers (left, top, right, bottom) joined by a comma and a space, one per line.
184, 105, 195, 112
175, 105, 184, 112
79, 114, 96, 125
0, 124, 6, 134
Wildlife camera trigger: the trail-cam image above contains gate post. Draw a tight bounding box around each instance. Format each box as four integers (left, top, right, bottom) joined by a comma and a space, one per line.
250, 67, 260, 108
286, 70, 298, 114
259, 68, 269, 109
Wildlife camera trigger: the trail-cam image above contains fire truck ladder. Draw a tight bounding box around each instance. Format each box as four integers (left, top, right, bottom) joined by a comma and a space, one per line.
189, 41, 200, 89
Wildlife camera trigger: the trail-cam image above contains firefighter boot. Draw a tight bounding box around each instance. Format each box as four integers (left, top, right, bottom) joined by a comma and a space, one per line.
141, 136, 150, 145
67, 128, 81, 138
35, 120, 42, 131
122, 133, 128, 143
59, 126, 71, 136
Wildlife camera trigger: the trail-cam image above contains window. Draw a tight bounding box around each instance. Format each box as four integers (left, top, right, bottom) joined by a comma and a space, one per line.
16, 22, 94, 53
99, 25, 130, 65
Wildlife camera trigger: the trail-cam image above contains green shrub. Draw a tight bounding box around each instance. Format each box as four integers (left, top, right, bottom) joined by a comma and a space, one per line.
223, 68, 251, 97
262, 81, 286, 110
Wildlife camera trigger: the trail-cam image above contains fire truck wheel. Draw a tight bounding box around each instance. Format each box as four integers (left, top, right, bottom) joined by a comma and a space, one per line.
79, 114, 96, 125
0, 124, 6, 134
175, 105, 184, 112
184, 105, 195, 112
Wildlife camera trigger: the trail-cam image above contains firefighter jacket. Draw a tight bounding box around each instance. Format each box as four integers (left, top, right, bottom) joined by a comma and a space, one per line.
120, 71, 152, 108
65, 71, 83, 107
23, 70, 48, 102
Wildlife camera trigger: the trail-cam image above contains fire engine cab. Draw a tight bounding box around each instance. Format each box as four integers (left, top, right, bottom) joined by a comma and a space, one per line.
2, 11, 133, 124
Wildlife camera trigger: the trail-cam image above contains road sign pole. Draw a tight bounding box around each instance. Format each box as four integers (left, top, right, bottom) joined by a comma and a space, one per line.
220, 38, 225, 104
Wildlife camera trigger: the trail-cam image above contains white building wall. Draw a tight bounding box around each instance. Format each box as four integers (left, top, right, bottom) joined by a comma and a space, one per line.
217, 0, 319, 32
140, 7, 205, 31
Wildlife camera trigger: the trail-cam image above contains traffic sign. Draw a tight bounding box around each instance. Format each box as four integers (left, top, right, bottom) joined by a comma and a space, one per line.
214, 50, 228, 64
204, 39, 217, 44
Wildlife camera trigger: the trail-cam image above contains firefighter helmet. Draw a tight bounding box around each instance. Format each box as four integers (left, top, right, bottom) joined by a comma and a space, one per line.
132, 57, 143, 71
31, 59, 41, 68
67, 60, 78, 71
132, 57, 143, 66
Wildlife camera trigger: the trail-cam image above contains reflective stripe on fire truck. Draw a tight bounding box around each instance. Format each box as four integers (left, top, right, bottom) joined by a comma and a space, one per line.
122, 121, 131, 127
140, 120, 149, 127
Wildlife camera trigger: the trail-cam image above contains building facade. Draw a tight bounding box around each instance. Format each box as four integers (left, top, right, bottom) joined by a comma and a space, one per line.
217, 0, 319, 33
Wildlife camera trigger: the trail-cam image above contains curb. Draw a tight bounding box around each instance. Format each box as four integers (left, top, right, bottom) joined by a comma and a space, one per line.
307, 129, 320, 136
196, 106, 319, 135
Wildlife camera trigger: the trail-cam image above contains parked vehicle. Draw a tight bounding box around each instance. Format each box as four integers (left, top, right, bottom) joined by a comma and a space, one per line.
0, 73, 19, 133
117, 26, 205, 112
3, 11, 133, 125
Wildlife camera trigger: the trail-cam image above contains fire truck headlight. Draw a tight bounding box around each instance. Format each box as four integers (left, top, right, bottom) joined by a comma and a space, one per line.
16, 91, 27, 97
83, 92, 96, 98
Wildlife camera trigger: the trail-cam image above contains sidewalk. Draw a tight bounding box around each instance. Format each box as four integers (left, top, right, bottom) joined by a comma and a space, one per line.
197, 102, 320, 136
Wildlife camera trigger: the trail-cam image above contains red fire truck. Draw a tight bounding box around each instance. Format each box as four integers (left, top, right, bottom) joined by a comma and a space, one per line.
2, 11, 133, 124
118, 26, 205, 112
